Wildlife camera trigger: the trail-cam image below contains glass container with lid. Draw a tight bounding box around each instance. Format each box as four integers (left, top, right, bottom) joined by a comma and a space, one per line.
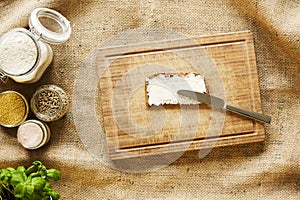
0, 8, 71, 84
17, 119, 51, 150
31, 84, 69, 122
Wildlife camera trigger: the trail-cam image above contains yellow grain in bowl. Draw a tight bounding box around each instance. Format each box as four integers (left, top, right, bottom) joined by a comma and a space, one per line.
0, 91, 29, 127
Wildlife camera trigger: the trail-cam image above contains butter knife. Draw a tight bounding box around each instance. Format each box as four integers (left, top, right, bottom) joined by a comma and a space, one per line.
177, 90, 271, 124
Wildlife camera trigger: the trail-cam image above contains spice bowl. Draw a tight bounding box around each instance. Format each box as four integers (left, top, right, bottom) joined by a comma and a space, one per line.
31, 85, 69, 122
17, 119, 51, 150
0, 91, 29, 128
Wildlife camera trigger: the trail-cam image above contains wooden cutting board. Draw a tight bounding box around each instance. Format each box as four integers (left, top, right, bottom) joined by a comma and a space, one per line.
97, 31, 265, 160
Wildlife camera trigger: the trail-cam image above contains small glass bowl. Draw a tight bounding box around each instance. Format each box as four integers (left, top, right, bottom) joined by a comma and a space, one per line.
0, 91, 29, 128
17, 119, 51, 150
31, 85, 69, 122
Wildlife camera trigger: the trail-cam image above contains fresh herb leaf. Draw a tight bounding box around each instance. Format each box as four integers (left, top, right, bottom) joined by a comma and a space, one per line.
25, 165, 36, 175
44, 180, 52, 190
0, 161, 61, 200
6, 168, 15, 172
47, 169, 61, 181
14, 182, 26, 198
26, 184, 34, 195
29, 190, 44, 200
31, 177, 46, 190
17, 166, 25, 172
46, 189, 60, 200
10, 171, 26, 187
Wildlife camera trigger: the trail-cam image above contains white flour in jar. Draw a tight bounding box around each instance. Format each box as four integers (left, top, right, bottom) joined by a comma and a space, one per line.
0, 32, 38, 75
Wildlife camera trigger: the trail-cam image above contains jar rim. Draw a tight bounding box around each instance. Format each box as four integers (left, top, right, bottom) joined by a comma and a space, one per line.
0, 28, 41, 77
29, 8, 71, 44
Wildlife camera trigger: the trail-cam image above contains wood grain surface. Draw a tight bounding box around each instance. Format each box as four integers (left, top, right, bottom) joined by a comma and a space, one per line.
97, 31, 265, 160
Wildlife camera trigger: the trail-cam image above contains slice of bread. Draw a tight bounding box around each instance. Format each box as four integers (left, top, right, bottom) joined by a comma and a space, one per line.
146, 73, 206, 106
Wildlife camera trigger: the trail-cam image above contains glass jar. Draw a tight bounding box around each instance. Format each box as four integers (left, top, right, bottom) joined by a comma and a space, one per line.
0, 8, 71, 84
0, 91, 29, 128
31, 85, 69, 122
17, 119, 51, 150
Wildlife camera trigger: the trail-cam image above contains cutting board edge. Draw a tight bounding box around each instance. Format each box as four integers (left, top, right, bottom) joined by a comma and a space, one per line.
108, 125, 265, 160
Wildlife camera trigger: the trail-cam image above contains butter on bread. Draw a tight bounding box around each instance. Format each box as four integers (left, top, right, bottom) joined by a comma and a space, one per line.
146, 72, 206, 106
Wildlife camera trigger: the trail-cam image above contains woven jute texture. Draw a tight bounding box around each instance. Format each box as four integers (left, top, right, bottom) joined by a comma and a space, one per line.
0, 0, 299, 199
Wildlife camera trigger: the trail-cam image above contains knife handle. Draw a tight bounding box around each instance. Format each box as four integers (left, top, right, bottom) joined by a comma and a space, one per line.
226, 105, 271, 124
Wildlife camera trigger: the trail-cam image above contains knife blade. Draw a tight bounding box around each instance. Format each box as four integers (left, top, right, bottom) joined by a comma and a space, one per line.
177, 90, 271, 124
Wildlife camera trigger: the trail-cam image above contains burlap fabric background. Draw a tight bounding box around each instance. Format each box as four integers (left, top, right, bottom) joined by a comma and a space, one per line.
0, 0, 299, 199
